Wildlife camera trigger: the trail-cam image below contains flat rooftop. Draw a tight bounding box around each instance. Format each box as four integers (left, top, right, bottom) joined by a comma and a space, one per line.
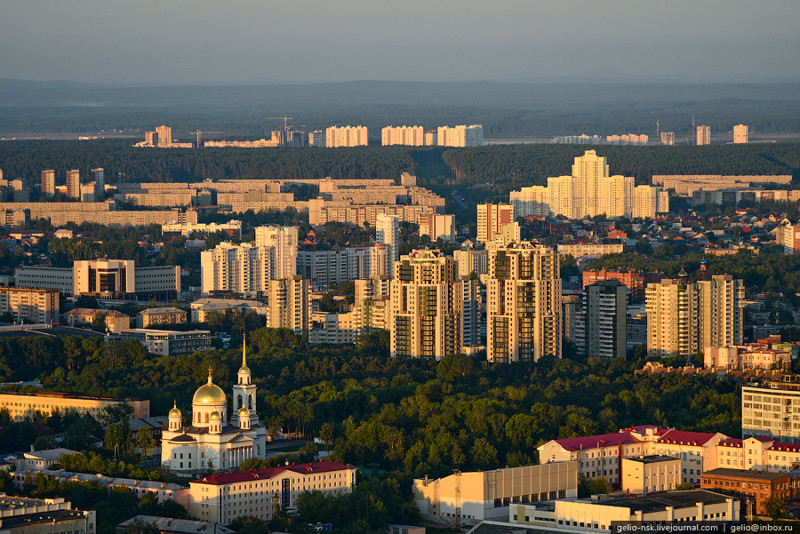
703, 468, 789, 481
625, 455, 679, 464
595, 490, 731, 513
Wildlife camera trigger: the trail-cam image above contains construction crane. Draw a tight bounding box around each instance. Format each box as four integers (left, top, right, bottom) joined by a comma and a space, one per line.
190, 130, 223, 148
454, 469, 461, 529
264, 116, 296, 145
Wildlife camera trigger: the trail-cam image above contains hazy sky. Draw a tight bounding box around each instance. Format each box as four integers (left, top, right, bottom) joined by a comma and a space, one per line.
2, 0, 798, 84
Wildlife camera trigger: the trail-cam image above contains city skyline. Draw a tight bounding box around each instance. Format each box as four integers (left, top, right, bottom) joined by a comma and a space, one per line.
1, 1, 799, 84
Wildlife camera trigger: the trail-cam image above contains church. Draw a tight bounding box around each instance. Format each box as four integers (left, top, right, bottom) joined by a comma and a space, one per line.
160, 339, 268, 476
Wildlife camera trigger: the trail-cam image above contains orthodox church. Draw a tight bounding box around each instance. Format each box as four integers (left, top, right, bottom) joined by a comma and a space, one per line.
160, 338, 267, 476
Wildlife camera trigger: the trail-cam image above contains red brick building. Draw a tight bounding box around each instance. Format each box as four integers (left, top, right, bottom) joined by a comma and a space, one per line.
582, 269, 663, 302
701, 468, 793, 516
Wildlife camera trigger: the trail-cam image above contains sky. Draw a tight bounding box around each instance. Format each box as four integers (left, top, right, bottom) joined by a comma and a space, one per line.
1, 0, 799, 85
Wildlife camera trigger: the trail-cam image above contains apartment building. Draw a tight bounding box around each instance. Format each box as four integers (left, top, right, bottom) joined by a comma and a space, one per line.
701, 469, 789, 516
40, 169, 55, 196
418, 213, 455, 242
381, 125, 425, 146
188, 461, 356, 524
325, 126, 368, 147
64, 308, 130, 332
354, 276, 392, 331
453, 248, 488, 278
510, 151, 668, 219
390, 250, 462, 359
742, 378, 800, 443
660, 131, 675, 145
775, 224, 800, 254
733, 124, 749, 144
138, 307, 188, 328
200, 243, 272, 295
0, 287, 59, 324
0, 495, 96, 534
267, 276, 311, 335
66, 170, 80, 199
254, 225, 298, 279
437, 124, 483, 147
705, 343, 792, 371
645, 274, 744, 357
486, 242, 561, 363
296, 245, 389, 289
477, 203, 514, 244
557, 244, 624, 261
0, 391, 148, 421
651, 174, 792, 197
376, 213, 400, 274
582, 269, 662, 302
190, 297, 268, 323
571, 280, 627, 359
413, 462, 578, 527
697, 125, 711, 145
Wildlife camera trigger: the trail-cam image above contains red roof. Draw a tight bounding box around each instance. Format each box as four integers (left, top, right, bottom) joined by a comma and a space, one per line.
190, 461, 354, 486
658, 430, 719, 446
554, 432, 640, 452
768, 442, 800, 453
719, 438, 743, 448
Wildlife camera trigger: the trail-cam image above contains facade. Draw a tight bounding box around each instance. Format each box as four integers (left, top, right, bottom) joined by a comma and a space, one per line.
716, 435, 800, 473
0, 495, 96, 534
645, 275, 744, 357
66, 169, 80, 199
418, 213, 455, 242
64, 308, 130, 332
190, 298, 267, 323
138, 307, 188, 328
510, 490, 739, 532
187, 461, 356, 524
254, 225, 298, 280
486, 242, 561, 363
162, 221, 243, 238
156, 125, 173, 146
413, 462, 578, 527
742, 379, 800, 443
510, 151, 668, 219
296, 245, 389, 289
538, 425, 727, 487
308, 130, 325, 147
200, 243, 272, 295
733, 124, 749, 144
620, 455, 681, 496
381, 126, 425, 146
437, 124, 483, 147
453, 248, 488, 278
19, 448, 77, 471
267, 276, 311, 335
0, 287, 59, 324
652, 174, 792, 197
660, 131, 675, 145
390, 250, 462, 359
701, 468, 790, 516
161, 344, 267, 476
325, 126, 368, 147
40, 169, 55, 196
705, 343, 791, 371
697, 125, 711, 145
477, 203, 514, 244
115, 329, 211, 356
0, 391, 148, 421
556, 243, 624, 260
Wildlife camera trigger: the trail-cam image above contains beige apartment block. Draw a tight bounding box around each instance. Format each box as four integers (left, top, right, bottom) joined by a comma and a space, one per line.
742, 378, 800, 443
0, 495, 96, 534
267, 276, 311, 335
382, 125, 425, 146
556, 243, 624, 261
0, 287, 59, 324
486, 242, 561, 363
413, 462, 578, 527
390, 250, 463, 359
200, 243, 273, 295
697, 125, 711, 145
254, 225, 298, 279
733, 123, 749, 144
437, 124, 483, 147
418, 213, 455, 242
66, 169, 81, 199
64, 308, 130, 332
40, 169, 55, 196
477, 203, 514, 243
652, 174, 792, 196
138, 307, 188, 328
0, 391, 149, 421
188, 461, 356, 524
325, 125, 368, 147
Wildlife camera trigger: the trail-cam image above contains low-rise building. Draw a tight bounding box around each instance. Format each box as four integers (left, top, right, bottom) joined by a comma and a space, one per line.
508, 490, 739, 533
0, 494, 96, 534
63, 308, 130, 332
413, 462, 578, 528
0, 391, 148, 421
117, 516, 234, 534
190, 298, 268, 323
19, 448, 77, 471
620, 455, 681, 496
113, 329, 210, 356
557, 244, 624, 260
137, 307, 188, 328
701, 468, 792, 516
705, 343, 791, 371
188, 461, 356, 524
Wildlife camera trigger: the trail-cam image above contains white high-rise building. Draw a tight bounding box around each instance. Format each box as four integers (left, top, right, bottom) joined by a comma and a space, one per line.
66, 169, 80, 199
376, 214, 400, 275
437, 125, 484, 147
509, 151, 668, 219
697, 125, 711, 146
325, 126, 368, 147
200, 243, 273, 295
381, 126, 424, 146
254, 225, 298, 279
267, 276, 311, 335
733, 124, 749, 144
486, 242, 562, 363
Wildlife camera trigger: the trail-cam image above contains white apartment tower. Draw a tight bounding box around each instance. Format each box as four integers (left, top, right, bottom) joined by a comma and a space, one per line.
66, 169, 81, 199
325, 126, 368, 147
697, 125, 711, 146
376, 214, 400, 275
200, 243, 272, 295
437, 125, 484, 147
41, 170, 55, 196
477, 203, 514, 244
254, 225, 298, 279
390, 250, 462, 360
733, 124, 749, 144
267, 276, 311, 335
486, 242, 562, 363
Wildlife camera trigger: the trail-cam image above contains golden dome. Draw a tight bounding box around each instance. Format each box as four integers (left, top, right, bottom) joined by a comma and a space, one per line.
210, 411, 222, 420
238, 406, 250, 416
193, 371, 226, 404
169, 401, 181, 417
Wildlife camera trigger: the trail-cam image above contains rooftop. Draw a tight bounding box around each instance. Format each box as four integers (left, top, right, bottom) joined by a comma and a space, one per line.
596, 490, 731, 513
139, 307, 186, 315
550, 431, 641, 452
624, 455, 679, 464
23, 448, 77, 461
191, 461, 355, 486
704, 468, 790, 481
117, 515, 235, 534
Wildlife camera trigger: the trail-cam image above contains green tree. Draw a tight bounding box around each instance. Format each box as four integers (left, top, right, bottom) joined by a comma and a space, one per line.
136, 427, 157, 457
